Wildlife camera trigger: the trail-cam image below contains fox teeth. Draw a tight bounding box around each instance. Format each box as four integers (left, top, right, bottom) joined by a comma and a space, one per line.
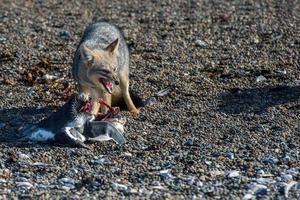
99, 79, 113, 94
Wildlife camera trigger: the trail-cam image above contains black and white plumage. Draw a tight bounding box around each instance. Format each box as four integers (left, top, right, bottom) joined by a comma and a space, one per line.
21, 95, 126, 148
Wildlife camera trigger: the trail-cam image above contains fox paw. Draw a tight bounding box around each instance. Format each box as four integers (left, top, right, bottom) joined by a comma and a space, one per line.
79, 93, 90, 101
129, 108, 140, 115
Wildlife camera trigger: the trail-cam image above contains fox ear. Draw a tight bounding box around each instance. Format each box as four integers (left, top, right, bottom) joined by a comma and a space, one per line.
105, 38, 119, 54
80, 44, 94, 65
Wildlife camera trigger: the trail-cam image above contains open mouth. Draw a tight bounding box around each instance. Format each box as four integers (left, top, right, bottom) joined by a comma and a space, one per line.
99, 78, 113, 94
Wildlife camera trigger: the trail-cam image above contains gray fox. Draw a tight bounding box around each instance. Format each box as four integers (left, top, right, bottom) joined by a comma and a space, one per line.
72, 22, 139, 115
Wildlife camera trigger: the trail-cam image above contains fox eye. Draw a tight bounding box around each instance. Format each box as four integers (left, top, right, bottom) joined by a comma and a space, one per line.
113, 66, 118, 72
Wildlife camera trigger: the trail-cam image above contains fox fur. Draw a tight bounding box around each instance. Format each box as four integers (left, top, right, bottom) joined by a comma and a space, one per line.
72, 22, 139, 115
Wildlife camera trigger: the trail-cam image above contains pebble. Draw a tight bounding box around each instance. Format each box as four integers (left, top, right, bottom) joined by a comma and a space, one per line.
281, 174, 293, 183
243, 193, 254, 200
256, 177, 276, 184
210, 170, 224, 177
295, 80, 300, 84
159, 169, 174, 179
156, 87, 172, 97
246, 183, 268, 197
90, 181, 101, 188
0, 178, 7, 183
227, 170, 240, 178
0, 123, 5, 129
185, 138, 194, 146
262, 156, 278, 165
180, 175, 195, 185
256, 169, 265, 176
17, 152, 30, 160
59, 177, 76, 186
145, 97, 157, 106
43, 74, 58, 81
61, 185, 73, 191
256, 75, 267, 82
195, 39, 208, 48
151, 183, 166, 190
225, 152, 235, 159
16, 177, 29, 182
112, 182, 128, 191
60, 31, 71, 39
282, 155, 291, 162
16, 182, 33, 189
32, 162, 49, 167
92, 158, 107, 165
139, 188, 153, 196
0, 169, 11, 178
123, 152, 133, 157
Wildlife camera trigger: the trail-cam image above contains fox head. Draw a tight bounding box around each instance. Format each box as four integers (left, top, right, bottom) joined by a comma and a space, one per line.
79, 39, 120, 94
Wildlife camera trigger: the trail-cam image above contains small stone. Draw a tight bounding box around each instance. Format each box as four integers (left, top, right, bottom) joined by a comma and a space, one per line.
243, 193, 254, 200
112, 182, 128, 191
151, 182, 166, 190
91, 181, 101, 188
195, 39, 207, 48
277, 70, 287, 75
16, 182, 33, 189
196, 181, 203, 187
139, 187, 153, 196
256, 169, 265, 176
36, 184, 47, 189
281, 174, 293, 183
32, 162, 48, 167
0, 123, 5, 129
282, 155, 291, 162
256, 177, 276, 184
262, 156, 278, 165
256, 75, 267, 82
124, 152, 133, 157
61, 185, 72, 191
295, 80, 300, 84
43, 74, 58, 80
227, 170, 240, 178
129, 188, 138, 194
145, 97, 157, 106
0, 178, 7, 183
0, 169, 11, 178
156, 87, 172, 97
59, 177, 76, 185
210, 170, 224, 177
247, 183, 268, 197
185, 138, 194, 146
60, 31, 71, 39
92, 158, 107, 165
159, 169, 174, 179
17, 153, 30, 160
204, 160, 212, 165
225, 152, 234, 159
253, 36, 260, 44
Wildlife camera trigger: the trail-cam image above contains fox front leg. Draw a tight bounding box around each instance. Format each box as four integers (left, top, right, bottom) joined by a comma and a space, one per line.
119, 73, 139, 114
78, 84, 90, 101
90, 88, 111, 115
100, 93, 111, 114
90, 88, 101, 115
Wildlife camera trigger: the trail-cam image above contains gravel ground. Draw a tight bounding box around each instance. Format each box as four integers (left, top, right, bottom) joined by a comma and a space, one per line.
1, 0, 300, 199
